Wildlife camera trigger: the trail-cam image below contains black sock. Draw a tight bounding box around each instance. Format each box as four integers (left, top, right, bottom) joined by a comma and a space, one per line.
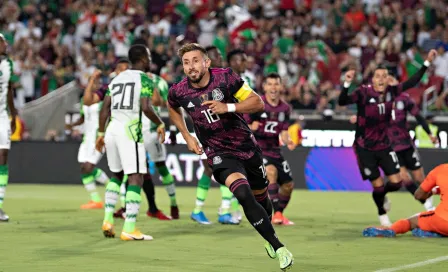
385, 180, 403, 193
230, 179, 284, 251
254, 190, 273, 221
143, 174, 158, 213
404, 180, 425, 204
372, 185, 386, 215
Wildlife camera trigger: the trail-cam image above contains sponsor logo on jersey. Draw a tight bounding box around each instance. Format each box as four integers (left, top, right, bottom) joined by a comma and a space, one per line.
396, 101, 404, 110
213, 156, 222, 165
212, 88, 224, 101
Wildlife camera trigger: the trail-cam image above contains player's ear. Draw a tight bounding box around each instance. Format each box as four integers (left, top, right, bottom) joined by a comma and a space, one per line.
205, 57, 211, 68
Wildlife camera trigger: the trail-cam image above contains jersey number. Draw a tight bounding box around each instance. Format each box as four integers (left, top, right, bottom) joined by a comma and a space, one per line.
112, 83, 135, 110
377, 103, 386, 115
201, 109, 220, 123
264, 121, 278, 133
282, 160, 291, 173
259, 165, 267, 178
389, 151, 400, 169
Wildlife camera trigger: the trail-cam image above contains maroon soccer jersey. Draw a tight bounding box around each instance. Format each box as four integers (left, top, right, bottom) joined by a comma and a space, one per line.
248, 95, 291, 159
388, 93, 419, 152
168, 68, 260, 163
339, 83, 406, 151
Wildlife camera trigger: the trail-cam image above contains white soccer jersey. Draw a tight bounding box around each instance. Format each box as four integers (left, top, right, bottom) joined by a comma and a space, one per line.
106, 69, 153, 142
0, 56, 13, 118
81, 101, 101, 143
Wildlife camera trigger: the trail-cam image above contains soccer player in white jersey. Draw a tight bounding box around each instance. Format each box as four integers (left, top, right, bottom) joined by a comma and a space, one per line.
97, 45, 165, 241
67, 70, 111, 209
0, 34, 17, 222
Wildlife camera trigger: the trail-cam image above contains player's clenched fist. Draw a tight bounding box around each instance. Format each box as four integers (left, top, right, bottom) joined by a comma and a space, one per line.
185, 135, 203, 155
95, 135, 105, 152
426, 49, 437, 63
202, 100, 228, 114
156, 123, 166, 144
344, 70, 355, 83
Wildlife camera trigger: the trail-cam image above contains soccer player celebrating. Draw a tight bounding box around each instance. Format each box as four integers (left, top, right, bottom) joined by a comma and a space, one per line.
0, 34, 17, 222
97, 45, 165, 241
338, 49, 437, 227
387, 87, 436, 211
168, 43, 293, 271
191, 45, 240, 225
67, 70, 111, 209
363, 163, 448, 238
248, 73, 296, 225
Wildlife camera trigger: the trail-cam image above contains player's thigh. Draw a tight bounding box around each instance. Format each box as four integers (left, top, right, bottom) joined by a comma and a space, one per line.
264, 157, 278, 183
378, 148, 400, 178
144, 131, 167, 162
0, 118, 11, 151
354, 146, 381, 181
77, 142, 88, 163
211, 155, 247, 187
417, 211, 448, 236
118, 139, 147, 175
244, 152, 269, 190
273, 156, 293, 186
104, 133, 123, 173
401, 147, 422, 172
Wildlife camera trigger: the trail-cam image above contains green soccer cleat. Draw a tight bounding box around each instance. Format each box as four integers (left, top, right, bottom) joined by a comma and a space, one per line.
276, 247, 294, 271
264, 241, 277, 259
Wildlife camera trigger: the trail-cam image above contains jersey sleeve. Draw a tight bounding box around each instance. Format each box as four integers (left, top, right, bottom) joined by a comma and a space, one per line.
157, 77, 169, 102
227, 68, 251, 102
105, 88, 111, 97
338, 85, 362, 105
168, 85, 181, 108
140, 73, 154, 98
79, 99, 84, 116
420, 167, 439, 192
7, 58, 14, 82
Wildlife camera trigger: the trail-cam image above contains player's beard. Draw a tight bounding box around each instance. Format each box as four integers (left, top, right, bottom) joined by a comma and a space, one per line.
189, 69, 206, 84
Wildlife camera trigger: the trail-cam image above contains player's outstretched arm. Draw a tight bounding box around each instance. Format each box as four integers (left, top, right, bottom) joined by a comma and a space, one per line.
338, 69, 359, 106
7, 82, 17, 134
168, 105, 202, 155
141, 97, 164, 126
400, 49, 437, 92
83, 70, 102, 106
66, 115, 84, 130
415, 113, 438, 143
415, 167, 438, 201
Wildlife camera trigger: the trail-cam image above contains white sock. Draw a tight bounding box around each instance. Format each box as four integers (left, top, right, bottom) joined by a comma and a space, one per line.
120, 182, 127, 208
95, 169, 109, 184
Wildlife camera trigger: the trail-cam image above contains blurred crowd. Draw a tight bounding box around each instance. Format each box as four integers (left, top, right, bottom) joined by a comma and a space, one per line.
1, 0, 448, 113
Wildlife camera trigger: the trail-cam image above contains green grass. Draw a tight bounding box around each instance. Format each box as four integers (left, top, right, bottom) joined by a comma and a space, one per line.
1, 185, 448, 272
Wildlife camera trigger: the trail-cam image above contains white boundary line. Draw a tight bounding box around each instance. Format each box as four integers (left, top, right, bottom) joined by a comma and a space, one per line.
375, 256, 448, 272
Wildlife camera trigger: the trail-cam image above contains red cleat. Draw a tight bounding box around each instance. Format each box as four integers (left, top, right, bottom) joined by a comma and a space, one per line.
147, 210, 172, 220
113, 208, 126, 219
171, 206, 179, 219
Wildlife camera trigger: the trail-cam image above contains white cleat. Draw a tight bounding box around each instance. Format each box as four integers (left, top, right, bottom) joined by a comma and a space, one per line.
379, 214, 392, 227
424, 196, 435, 211
383, 196, 391, 212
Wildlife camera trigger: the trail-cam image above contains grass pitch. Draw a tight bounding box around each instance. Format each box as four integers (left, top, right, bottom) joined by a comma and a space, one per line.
1, 185, 447, 272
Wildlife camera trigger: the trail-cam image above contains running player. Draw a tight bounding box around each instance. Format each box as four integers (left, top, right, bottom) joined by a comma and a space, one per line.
247, 73, 296, 225
67, 70, 110, 209
191, 45, 240, 225
338, 49, 437, 227
363, 163, 448, 238
168, 43, 293, 270
97, 45, 165, 241
0, 34, 17, 222
387, 85, 436, 211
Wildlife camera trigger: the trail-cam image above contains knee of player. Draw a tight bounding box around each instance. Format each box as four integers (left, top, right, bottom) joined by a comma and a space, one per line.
281, 181, 294, 192
370, 176, 384, 187
203, 166, 213, 177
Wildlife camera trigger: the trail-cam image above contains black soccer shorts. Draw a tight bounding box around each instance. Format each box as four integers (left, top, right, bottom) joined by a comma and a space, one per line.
396, 146, 422, 171
263, 155, 293, 185
354, 145, 400, 181
210, 151, 269, 190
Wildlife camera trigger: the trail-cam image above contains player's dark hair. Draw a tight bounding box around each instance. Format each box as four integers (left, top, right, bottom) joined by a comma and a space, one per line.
205, 45, 218, 53
177, 43, 208, 60
264, 72, 282, 83
116, 58, 131, 65
128, 44, 150, 65
374, 64, 389, 72
227, 49, 245, 63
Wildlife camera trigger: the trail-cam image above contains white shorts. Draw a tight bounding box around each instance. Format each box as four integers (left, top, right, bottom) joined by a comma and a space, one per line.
77, 142, 104, 165
143, 131, 166, 162
105, 131, 147, 175
0, 117, 11, 150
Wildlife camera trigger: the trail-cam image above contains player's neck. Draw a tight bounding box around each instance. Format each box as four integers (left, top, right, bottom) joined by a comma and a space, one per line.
266, 97, 280, 106
190, 71, 211, 89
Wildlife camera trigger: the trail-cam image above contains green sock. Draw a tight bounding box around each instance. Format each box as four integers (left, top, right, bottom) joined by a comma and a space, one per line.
194, 174, 211, 214
104, 177, 122, 224
0, 165, 8, 209
93, 168, 109, 184
219, 185, 233, 215
123, 185, 142, 233
158, 165, 177, 206
231, 197, 240, 212
82, 173, 101, 202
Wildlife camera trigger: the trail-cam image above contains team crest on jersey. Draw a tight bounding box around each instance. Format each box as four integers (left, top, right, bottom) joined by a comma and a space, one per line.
199, 93, 209, 103
212, 88, 224, 101
278, 112, 285, 122
396, 101, 404, 110
364, 168, 371, 176
213, 156, 222, 165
